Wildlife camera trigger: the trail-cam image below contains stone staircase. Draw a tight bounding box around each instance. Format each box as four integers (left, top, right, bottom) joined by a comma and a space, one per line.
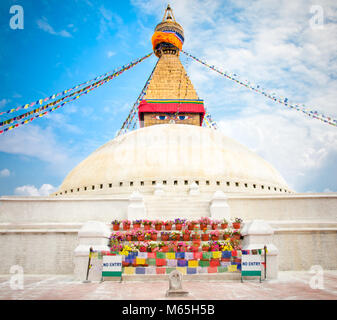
144, 195, 211, 219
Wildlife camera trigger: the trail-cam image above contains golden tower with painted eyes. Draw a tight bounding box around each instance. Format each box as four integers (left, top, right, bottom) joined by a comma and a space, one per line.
138, 5, 205, 127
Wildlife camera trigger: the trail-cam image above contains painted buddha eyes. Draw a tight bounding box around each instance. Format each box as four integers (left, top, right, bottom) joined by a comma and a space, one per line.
178, 115, 189, 120
155, 115, 169, 120
154, 115, 190, 120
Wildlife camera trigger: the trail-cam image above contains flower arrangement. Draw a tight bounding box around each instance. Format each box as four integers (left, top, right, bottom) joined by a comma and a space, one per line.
164, 220, 173, 230
202, 242, 210, 251
176, 241, 188, 252
210, 243, 220, 251
161, 231, 171, 241
153, 220, 163, 231
232, 217, 243, 229
147, 241, 158, 252
211, 220, 220, 230
122, 219, 131, 230
187, 220, 197, 230
133, 219, 142, 228
222, 228, 232, 240
142, 219, 152, 225
144, 231, 152, 240
120, 244, 133, 256
221, 240, 233, 251
232, 229, 241, 240
174, 218, 185, 230
199, 217, 211, 225
111, 219, 120, 225
210, 230, 220, 240
125, 230, 134, 241
110, 231, 124, 242
201, 231, 209, 241
170, 231, 180, 241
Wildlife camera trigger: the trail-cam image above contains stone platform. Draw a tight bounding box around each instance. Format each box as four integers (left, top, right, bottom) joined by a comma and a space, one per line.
0, 271, 336, 300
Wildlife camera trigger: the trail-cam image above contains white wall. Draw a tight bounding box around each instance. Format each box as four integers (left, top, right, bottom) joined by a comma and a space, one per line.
0, 193, 336, 274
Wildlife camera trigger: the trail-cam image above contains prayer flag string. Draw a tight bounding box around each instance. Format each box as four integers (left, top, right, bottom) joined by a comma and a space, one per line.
0, 52, 153, 117
0, 53, 153, 135
117, 59, 158, 136
181, 50, 337, 128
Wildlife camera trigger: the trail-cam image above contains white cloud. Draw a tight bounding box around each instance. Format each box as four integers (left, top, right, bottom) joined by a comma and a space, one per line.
0, 99, 9, 108
107, 51, 116, 58
0, 125, 68, 165
132, 0, 337, 192
37, 17, 72, 38
0, 168, 10, 177
14, 184, 57, 196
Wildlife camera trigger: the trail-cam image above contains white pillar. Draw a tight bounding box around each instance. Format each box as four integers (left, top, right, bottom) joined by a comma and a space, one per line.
127, 191, 147, 220
74, 221, 111, 281
209, 190, 230, 220
241, 220, 279, 279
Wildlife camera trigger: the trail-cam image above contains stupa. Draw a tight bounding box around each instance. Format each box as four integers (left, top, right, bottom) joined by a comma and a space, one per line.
0, 5, 336, 277
54, 5, 292, 205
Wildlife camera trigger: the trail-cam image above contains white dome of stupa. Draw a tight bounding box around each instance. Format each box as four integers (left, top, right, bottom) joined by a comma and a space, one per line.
55, 124, 291, 196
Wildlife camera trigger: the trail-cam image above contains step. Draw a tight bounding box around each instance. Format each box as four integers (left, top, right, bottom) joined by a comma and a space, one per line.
103, 273, 241, 281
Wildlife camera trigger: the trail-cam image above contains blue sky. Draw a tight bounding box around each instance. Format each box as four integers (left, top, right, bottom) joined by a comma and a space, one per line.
0, 0, 336, 196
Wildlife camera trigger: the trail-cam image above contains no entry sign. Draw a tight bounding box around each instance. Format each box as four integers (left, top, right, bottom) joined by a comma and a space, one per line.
241, 254, 262, 282
102, 255, 122, 278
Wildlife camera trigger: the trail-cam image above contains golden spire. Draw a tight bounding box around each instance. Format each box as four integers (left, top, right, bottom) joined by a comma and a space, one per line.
138, 5, 205, 128
152, 5, 184, 57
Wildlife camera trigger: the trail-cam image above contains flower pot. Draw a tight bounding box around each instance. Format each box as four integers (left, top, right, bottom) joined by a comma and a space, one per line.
232, 222, 241, 229
126, 235, 132, 241
182, 234, 190, 241
211, 224, 218, 230
123, 224, 130, 231
200, 223, 207, 230
201, 234, 209, 241
192, 235, 200, 240
188, 225, 194, 231
161, 246, 169, 252
144, 224, 151, 230
193, 240, 201, 247
155, 224, 162, 231
223, 234, 230, 240
233, 234, 241, 240
211, 235, 219, 241
221, 223, 228, 229
138, 236, 145, 241
202, 246, 209, 252
133, 223, 140, 229
161, 234, 169, 241
175, 223, 182, 230
112, 224, 120, 231
151, 234, 158, 241
191, 246, 199, 252
165, 224, 172, 231
173, 235, 181, 241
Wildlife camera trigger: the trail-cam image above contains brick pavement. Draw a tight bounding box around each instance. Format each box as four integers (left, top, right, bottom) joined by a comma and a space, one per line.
0, 271, 336, 300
